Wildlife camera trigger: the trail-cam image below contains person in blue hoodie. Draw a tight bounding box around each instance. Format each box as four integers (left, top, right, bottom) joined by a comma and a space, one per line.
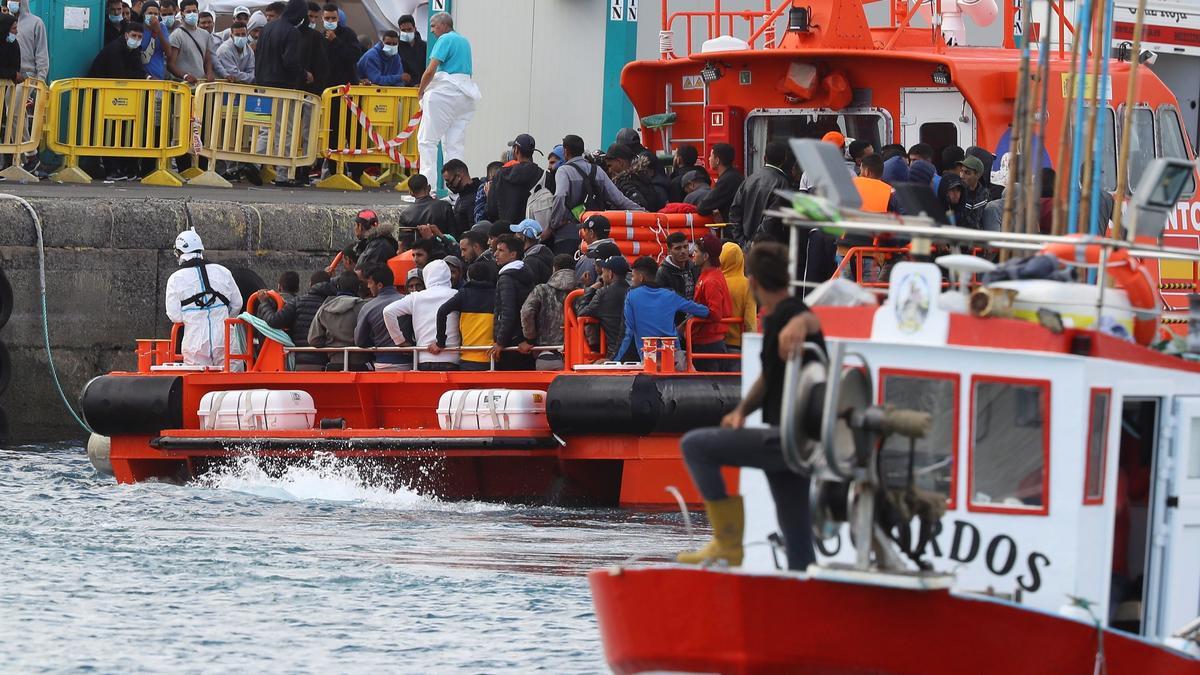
356, 30, 407, 86
617, 256, 710, 368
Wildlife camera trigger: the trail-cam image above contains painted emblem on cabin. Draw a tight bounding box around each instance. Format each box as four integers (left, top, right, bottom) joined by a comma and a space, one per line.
894, 272, 931, 334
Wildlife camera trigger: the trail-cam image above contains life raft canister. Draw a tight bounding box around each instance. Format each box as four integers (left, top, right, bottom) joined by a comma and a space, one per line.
244, 289, 285, 317
1040, 239, 1158, 346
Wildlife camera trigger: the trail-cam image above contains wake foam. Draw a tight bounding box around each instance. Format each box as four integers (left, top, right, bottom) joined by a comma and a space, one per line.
196, 453, 504, 513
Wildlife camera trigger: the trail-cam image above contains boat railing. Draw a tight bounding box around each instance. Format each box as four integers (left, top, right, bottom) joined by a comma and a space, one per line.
659, 0, 780, 58
683, 317, 746, 371
267, 344, 564, 373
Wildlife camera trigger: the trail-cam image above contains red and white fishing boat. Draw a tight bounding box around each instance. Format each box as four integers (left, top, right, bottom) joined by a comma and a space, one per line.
588, 133, 1200, 671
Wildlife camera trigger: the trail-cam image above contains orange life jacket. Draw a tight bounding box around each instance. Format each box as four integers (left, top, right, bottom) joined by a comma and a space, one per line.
853, 176, 892, 213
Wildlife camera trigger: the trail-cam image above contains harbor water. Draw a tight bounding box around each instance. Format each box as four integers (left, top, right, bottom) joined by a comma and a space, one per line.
0, 443, 696, 672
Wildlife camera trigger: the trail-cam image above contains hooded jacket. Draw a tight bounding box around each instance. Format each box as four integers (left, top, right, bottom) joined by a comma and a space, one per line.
450, 178, 481, 236
486, 161, 544, 223
213, 35, 255, 83
882, 156, 910, 186
494, 260, 535, 347
692, 264, 732, 345
578, 275, 632, 360
309, 292, 367, 368
656, 256, 697, 327
719, 242, 757, 347
0, 15, 20, 81
396, 29, 426, 82
254, 0, 305, 88
357, 42, 407, 86
437, 278, 494, 363
353, 223, 400, 270
520, 268, 575, 348
728, 163, 790, 243
354, 285, 406, 365
89, 31, 147, 79
937, 172, 969, 226
522, 242, 554, 286
323, 24, 361, 87
15, 0, 46, 80
612, 155, 663, 212
382, 260, 461, 364
266, 280, 335, 364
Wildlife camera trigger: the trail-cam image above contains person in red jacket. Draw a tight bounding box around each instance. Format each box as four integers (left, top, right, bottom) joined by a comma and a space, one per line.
690, 234, 733, 372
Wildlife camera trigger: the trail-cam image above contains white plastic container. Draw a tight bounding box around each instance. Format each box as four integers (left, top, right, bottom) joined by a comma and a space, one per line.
437, 389, 549, 431
198, 389, 317, 431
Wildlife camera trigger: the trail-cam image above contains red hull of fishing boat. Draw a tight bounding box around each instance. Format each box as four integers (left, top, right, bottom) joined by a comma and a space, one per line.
587, 566, 1200, 674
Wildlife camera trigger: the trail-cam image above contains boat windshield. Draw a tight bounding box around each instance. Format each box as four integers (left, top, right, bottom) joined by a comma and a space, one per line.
746, 109, 888, 173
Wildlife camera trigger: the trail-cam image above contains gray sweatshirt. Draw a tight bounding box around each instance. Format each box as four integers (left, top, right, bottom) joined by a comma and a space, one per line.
15, 0, 48, 80
549, 156, 644, 238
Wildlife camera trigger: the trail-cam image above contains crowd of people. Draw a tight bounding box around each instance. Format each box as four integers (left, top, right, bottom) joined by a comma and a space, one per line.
2, 1, 474, 185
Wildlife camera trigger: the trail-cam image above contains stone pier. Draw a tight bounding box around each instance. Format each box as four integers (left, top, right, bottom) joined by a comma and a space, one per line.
0, 183, 413, 441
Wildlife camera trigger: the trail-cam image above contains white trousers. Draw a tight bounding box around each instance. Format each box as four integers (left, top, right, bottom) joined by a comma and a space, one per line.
417, 74, 479, 188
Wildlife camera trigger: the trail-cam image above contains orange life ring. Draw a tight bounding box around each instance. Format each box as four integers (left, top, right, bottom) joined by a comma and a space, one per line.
245, 289, 284, 317
1041, 240, 1158, 345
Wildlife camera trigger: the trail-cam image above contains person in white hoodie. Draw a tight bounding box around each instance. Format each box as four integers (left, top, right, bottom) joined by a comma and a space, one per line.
12, 0, 47, 81
382, 259, 462, 370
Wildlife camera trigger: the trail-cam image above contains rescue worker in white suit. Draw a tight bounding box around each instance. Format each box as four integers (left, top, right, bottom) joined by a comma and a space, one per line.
416, 11, 481, 191
165, 229, 243, 367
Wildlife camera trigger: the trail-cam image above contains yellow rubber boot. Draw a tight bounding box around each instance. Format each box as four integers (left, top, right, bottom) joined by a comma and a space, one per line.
676, 496, 744, 566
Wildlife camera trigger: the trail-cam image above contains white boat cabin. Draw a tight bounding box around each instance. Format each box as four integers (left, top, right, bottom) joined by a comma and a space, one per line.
739, 262, 1200, 644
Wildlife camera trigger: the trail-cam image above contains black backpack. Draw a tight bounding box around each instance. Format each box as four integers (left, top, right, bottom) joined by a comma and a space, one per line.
565, 160, 610, 220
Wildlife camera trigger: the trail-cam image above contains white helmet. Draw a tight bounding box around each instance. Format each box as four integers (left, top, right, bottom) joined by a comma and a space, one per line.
174, 229, 204, 264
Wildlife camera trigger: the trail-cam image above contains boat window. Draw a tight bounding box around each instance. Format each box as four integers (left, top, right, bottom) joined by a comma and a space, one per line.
1126, 107, 1156, 192
1084, 389, 1111, 504
879, 371, 958, 506
745, 110, 888, 173
1158, 106, 1196, 199
920, 122, 958, 168
969, 377, 1050, 514
1065, 107, 1117, 192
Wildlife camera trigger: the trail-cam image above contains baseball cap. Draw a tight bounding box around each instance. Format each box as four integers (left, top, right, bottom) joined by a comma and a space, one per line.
582, 214, 610, 237
681, 169, 707, 187
615, 128, 640, 146
470, 220, 493, 235
508, 134, 536, 155
562, 134, 585, 156
605, 143, 634, 162
233, 5, 250, 16
406, 268, 422, 282
574, 256, 597, 283
550, 145, 565, 161
957, 155, 986, 175
510, 218, 542, 239
586, 241, 621, 261
599, 255, 629, 276
443, 255, 464, 273
821, 131, 846, 149
698, 234, 722, 261
356, 209, 378, 224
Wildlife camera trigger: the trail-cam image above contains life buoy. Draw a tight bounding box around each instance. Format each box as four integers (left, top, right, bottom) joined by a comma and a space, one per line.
1041, 240, 1158, 345
245, 289, 285, 317
581, 211, 715, 243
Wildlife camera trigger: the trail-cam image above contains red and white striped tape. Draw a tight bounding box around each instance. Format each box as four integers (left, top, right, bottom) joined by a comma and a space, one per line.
327, 84, 422, 170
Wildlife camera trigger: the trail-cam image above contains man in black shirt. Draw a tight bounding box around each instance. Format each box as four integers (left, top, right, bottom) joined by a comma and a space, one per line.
696, 142, 744, 222
676, 241, 824, 571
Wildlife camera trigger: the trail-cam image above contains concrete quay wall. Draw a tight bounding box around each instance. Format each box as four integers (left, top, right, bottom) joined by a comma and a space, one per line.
0, 190, 410, 441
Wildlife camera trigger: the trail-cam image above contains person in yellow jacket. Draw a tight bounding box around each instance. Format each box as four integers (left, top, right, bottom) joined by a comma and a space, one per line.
720, 241, 757, 353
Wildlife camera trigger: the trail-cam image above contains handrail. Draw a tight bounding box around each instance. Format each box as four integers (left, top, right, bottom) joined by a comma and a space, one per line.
683, 316, 745, 371
661, 0, 777, 56
282, 344, 565, 372
832, 245, 909, 287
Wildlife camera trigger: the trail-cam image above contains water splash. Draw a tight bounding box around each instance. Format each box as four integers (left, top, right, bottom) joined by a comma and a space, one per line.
196, 453, 504, 513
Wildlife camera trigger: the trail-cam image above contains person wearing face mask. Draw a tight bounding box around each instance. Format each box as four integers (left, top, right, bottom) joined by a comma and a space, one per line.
104, 0, 126, 45
319, 2, 358, 87
215, 5, 249, 44
136, 1, 169, 80
0, 14, 21, 83
245, 10, 266, 45
158, 0, 178, 31
355, 29, 405, 86
416, 12, 479, 191
213, 20, 253, 83
394, 13, 424, 83
90, 20, 146, 78
12, 0, 46, 81
166, 0, 214, 84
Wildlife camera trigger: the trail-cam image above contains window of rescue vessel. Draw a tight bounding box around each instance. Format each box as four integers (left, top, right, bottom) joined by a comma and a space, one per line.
1065, 106, 1118, 192
1158, 105, 1196, 199
1123, 106, 1156, 193
744, 108, 891, 173
879, 370, 959, 508
968, 376, 1051, 515
1084, 388, 1111, 505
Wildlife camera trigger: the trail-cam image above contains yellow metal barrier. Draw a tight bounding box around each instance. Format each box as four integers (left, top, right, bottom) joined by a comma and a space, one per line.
46, 78, 191, 186
187, 82, 323, 188
317, 84, 421, 192
0, 78, 48, 183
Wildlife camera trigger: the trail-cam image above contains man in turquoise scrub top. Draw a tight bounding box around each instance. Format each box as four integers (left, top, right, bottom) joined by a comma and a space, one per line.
416, 11, 481, 190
